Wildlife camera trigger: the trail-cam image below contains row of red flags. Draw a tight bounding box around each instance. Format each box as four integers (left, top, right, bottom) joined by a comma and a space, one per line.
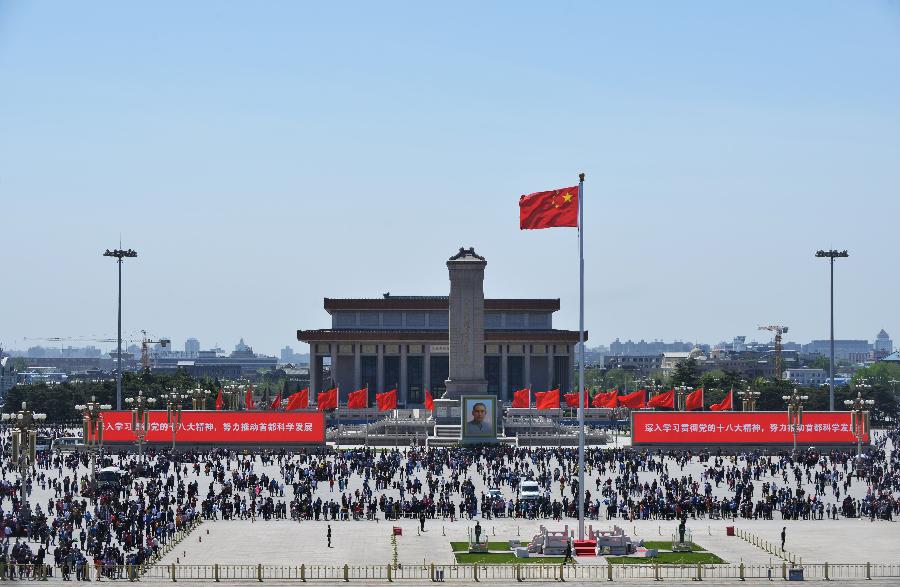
213, 385, 734, 413
213, 386, 437, 412
512, 387, 734, 411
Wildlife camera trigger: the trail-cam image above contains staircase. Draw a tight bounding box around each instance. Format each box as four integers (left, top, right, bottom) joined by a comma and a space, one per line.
573, 539, 597, 557
427, 425, 461, 447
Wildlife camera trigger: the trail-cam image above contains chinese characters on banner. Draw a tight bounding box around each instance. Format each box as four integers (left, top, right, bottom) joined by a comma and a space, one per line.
632, 411, 866, 445
99, 411, 325, 444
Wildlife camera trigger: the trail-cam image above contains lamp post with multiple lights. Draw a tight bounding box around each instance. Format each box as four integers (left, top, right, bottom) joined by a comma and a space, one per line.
815, 249, 848, 411
125, 390, 155, 460
188, 386, 212, 410
844, 390, 874, 458
103, 247, 138, 410
161, 390, 187, 450
75, 395, 111, 496
782, 389, 808, 453
1, 402, 47, 509
738, 386, 761, 412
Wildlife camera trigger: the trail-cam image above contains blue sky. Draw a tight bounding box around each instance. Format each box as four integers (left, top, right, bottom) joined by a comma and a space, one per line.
1, 1, 898, 356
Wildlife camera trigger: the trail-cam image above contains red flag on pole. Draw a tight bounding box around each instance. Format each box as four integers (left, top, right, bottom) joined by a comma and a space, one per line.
215, 389, 224, 411
685, 387, 704, 411
245, 386, 256, 410
317, 388, 338, 411
285, 388, 309, 410
710, 389, 733, 411
376, 389, 398, 412
519, 187, 579, 229
535, 389, 560, 410
592, 391, 618, 408
618, 389, 646, 409
424, 389, 434, 411
347, 387, 368, 409
511, 388, 530, 408
270, 392, 282, 411
648, 389, 675, 409
564, 390, 589, 408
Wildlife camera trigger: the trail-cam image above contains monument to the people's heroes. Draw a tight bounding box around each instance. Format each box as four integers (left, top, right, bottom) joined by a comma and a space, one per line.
432, 247, 492, 440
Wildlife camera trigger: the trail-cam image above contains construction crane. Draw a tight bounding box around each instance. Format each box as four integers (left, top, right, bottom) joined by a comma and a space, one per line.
26, 330, 170, 372
758, 325, 789, 380
139, 330, 170, 371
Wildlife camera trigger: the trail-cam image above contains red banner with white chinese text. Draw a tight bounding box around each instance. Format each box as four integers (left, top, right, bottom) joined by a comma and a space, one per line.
631, 411, 867, 445
99, 410, 325, 444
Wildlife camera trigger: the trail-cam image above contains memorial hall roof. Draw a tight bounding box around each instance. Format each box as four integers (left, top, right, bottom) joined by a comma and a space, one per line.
297, 328, 586, 343
323, 296, 560, 312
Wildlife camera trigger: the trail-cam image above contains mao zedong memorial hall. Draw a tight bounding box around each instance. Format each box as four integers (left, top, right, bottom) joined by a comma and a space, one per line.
297, 247, 585, 407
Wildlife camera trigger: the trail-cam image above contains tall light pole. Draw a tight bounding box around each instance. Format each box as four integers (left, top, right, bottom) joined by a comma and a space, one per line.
188, 386, 212, 410
1, 402, 47, 509
782, 389, 808, 453
815, 249, 848, 411
844, 390, 874, 458
104, 247, 138, 410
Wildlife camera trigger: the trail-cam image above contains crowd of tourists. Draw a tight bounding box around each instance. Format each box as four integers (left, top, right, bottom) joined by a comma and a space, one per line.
0, 425, 897, 576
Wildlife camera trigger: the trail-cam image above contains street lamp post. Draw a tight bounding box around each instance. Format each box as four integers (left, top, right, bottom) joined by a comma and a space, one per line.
75, 396, 111, 499
1, 402, 48, 509
843, 390, 874, 458
782, 389, 808, 453
225, 383, 243, 410
815, 249, 848, 411
161, 390, 186, 450
738, 387, 761, 412
125, 390, 155, 460
675, 384, 689, 411
103, 248, 138, 410
188, 386, 211, 410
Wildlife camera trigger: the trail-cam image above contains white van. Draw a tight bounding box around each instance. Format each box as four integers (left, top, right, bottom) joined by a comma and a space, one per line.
51, 436, 85, 452
520, 480, 542, 500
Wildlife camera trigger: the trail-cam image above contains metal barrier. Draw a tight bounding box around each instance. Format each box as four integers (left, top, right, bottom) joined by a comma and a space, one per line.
26, 561, 900, 582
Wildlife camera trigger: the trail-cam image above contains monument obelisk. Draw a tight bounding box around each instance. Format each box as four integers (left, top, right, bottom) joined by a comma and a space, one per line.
443, 247, 488, 399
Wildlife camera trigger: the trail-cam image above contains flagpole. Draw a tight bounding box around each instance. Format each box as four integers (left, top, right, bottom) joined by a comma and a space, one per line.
577, 172, 586, 541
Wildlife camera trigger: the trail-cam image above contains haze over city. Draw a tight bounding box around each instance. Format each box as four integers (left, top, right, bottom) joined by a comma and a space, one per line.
1, 2, 898, 356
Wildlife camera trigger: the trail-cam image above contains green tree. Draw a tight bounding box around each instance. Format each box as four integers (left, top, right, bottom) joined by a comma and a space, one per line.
671, 358, 700, 388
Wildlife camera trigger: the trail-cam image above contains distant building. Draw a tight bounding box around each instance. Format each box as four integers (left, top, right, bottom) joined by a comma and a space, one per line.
0, 355, 17, 396
874, 330, 892, 359
185, 338, 200, 357
784, 368, 827, 387
609, 339, 695, 356
604, 354, 662, 376
880, 351, 900, 363
152, 342, 277, 378
802, 340, 870, 362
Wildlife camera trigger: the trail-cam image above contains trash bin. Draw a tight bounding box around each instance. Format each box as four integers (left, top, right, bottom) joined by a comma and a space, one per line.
788, 568, 804, 581
393, 526, 402, 536
726, 526, 735, 536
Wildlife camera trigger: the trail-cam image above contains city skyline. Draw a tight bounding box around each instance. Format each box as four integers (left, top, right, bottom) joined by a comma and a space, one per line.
1, 2, 898, 354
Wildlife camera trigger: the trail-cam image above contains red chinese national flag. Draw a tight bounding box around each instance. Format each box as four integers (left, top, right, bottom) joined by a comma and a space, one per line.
685, 387, 704, 411
424, 389, 434, 411
215, 389, 224, 411
618, 389, 646, 409
648, 389, 675, 409
245, 386, 256, 410
511, 388, 530, 408
710, 389, 733, 412
535, 389, 560, 410
317, 388, 338, 411
376, 389, 398, 412
592, 391, 618, 408
519, 186, 579, 230
286, 388, 309, 410
270, 392, 282, 411
347, 387, 368, 409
